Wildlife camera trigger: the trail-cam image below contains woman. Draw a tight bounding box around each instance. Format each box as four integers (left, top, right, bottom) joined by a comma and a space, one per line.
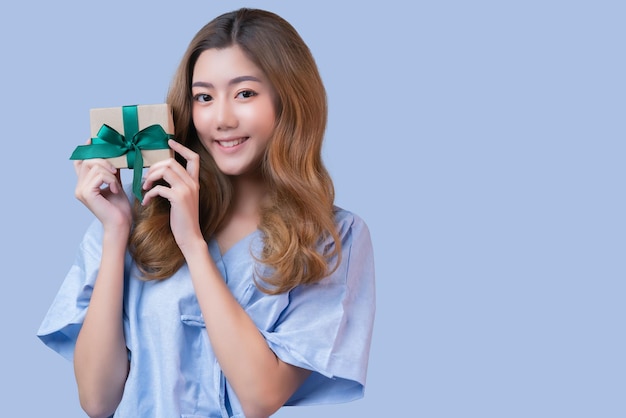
38, 8, 375, 418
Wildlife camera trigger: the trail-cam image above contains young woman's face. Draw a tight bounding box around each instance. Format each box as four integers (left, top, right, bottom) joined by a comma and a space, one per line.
191, 45, 276, 177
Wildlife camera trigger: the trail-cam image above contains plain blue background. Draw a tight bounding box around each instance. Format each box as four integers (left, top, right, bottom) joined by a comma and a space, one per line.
2, 0, 624, 416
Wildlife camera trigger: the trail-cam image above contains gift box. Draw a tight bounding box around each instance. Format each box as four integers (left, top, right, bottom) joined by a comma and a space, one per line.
70, 103, 175, 199
87, 103, 174, 168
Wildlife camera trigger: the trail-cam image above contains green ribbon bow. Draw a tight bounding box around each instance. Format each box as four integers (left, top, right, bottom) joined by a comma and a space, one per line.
70, 105, 173, 200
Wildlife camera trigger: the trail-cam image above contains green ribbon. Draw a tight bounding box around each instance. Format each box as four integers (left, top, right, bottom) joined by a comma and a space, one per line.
70, 105, 173, 200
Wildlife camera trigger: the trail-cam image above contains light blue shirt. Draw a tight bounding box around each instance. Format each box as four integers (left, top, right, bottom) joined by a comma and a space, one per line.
38, 207, 376, 418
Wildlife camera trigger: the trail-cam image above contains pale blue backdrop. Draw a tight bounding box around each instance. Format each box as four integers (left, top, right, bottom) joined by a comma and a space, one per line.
1, 0, 624, 417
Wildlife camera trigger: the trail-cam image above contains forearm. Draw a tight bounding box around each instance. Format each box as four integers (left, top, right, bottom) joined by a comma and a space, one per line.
183, 240, 309, 417
74, 228, 129, 418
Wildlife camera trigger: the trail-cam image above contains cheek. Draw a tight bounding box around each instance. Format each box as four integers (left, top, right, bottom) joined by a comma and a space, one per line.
191, 106, 209, 135
191, 108, 214, 153
249, 105, 276, 136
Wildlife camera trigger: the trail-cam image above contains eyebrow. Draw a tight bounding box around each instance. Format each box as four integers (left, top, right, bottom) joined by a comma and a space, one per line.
191, 75, 262, 89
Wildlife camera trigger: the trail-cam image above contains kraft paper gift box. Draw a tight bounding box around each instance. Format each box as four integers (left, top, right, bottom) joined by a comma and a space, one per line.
88, 103, 174, 168
70, 103, 175, 199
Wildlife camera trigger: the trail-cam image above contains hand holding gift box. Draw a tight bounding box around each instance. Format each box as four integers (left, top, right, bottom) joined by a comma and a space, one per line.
70, 104, 175, 200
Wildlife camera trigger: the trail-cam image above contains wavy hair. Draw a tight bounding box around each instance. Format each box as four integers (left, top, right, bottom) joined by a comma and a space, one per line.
129, 8, 341, 294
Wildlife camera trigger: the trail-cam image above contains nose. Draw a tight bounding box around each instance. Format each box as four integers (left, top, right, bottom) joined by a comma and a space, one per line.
215, 98, 238, 131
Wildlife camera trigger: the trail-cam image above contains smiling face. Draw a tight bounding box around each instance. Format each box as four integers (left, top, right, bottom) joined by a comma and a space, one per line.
191, 45, 277, 177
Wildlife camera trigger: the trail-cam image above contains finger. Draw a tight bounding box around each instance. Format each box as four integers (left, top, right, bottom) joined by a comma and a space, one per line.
78, 165, 116, 193
73, 159, 83, 175
142, 184, 174, 206
143, 159, 190, 191
109, 169, 123, 194
73, 138, 93, 175
168, 139, 200, 179
76, 158, 116, 177
75, 166, 119, 201
84, 165, 119, 189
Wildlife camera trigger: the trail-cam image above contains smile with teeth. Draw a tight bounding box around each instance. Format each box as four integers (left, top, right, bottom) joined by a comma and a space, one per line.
216, 137, 248, 148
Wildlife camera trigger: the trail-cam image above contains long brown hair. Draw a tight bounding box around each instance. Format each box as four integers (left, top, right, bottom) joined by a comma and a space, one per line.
130, 8, 341, 294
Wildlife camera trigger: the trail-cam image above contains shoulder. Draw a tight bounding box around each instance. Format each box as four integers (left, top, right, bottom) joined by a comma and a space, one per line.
328, 207, 374, 280
77, 218, 105, 257
333, 206, 372, 244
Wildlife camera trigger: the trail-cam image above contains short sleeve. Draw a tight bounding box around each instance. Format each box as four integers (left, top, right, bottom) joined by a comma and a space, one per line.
260, 211, 376, 405
37, 219, 105, 361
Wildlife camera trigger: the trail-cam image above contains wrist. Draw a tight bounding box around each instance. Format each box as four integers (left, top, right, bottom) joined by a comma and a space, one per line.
179, 236, 209, 260
102, 223, 131, 245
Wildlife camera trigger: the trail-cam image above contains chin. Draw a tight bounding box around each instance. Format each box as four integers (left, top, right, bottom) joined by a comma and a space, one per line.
217, 165, 251, 177
215, 160, 264, 178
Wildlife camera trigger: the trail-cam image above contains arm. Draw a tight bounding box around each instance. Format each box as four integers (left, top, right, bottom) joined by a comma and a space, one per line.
142, 141, 309, 418
185, 242, 311, 418
72, 158, 131, 418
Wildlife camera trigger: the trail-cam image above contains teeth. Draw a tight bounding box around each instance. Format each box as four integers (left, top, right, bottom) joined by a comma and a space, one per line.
219, 138, 246, 148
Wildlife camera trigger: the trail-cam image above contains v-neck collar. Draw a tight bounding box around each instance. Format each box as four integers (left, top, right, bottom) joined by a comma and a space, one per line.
209, 229, 261, 261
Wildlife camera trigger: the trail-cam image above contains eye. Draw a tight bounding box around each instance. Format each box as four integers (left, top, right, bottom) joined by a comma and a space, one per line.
193, 93, 212, 103
236, 90, 257, 99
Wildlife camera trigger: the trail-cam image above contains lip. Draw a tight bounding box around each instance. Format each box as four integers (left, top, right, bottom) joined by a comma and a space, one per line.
213, 136, 249, 151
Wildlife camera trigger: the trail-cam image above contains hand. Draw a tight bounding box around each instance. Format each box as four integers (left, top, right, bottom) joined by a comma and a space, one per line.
74, 155, 132, 233
141, 139, 203, 252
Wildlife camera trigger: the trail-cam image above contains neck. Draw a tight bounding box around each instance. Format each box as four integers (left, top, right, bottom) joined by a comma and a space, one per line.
229, 172, 267, 218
